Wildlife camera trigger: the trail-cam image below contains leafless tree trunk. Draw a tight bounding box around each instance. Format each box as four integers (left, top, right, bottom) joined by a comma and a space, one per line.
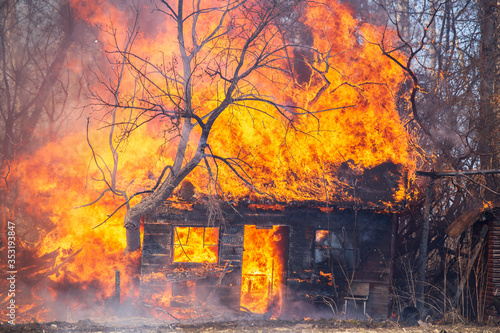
378, 0, 497, 320
478, 0, 500, 197
0, 0, 75, 249
396, 0, 410, 41
82, 0, 309, 252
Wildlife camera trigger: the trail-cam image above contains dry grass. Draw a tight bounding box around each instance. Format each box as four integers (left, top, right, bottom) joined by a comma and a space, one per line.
2, 319, 500, 333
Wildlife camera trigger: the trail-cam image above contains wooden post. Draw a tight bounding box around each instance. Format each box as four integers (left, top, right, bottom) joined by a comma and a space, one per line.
115, 269, 121, 304
389, 213, 398, 318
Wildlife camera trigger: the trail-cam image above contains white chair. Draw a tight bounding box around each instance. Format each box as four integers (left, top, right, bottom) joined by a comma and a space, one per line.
344, 282, 370, 319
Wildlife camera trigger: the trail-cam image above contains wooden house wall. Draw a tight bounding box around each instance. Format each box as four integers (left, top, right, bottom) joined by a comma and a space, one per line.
216, 224, 244, 307
283, 209, 392, 319
140, 215, 244, 308
139, 217, 172, 306
140, 206, 393, 319
485, 216, 500, 318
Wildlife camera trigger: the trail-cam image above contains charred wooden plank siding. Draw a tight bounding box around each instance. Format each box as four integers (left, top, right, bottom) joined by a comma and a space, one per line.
353, 213, 392, 319
284, 225, 314, 316
485, 214, 500, 318
140, 205, 394, 319
216, 224, 244, 307
139, 216, 173, 307
282, 208, 393, 319
142, 218, 172, 272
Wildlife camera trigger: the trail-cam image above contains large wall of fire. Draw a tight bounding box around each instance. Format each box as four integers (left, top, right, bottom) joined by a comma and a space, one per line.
1, 0, 415, 322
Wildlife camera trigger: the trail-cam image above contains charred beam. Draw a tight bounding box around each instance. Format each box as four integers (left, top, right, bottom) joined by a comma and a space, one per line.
115, 270, 121, 304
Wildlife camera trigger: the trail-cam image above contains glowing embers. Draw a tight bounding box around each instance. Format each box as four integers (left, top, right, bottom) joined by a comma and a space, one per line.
173, 227, 219, 263
240, 225, 287, 315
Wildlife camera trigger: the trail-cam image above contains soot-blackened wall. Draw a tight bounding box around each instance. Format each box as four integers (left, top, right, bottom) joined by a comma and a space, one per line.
140, 204, 393, 319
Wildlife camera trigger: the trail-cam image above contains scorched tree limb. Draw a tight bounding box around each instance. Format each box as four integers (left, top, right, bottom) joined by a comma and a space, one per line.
87, 0, 309, 251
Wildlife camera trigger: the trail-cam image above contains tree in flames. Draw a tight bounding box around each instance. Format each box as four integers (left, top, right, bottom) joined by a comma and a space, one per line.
0, 0, 414, 321
79, 0, 412, 251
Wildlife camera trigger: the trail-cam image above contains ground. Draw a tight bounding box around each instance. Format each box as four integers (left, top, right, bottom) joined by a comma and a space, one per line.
2, 319, 500, 333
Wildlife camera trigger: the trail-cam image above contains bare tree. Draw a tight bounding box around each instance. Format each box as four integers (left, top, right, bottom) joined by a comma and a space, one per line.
0, 0, 74, 165
82, 0, 318, 251
0, 0, 75, 248
478, 0, 500, 195
378, 0, 500, 321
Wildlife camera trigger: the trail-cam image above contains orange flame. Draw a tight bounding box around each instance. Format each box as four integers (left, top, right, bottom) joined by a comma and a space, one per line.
173, 227, 219, 263
1, 0, 416, 322
315, 230, 329, 243
240, 225, 287, 315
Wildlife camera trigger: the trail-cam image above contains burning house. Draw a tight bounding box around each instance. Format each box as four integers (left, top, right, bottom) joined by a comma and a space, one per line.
0, 0, 418, 323
4, 0, 500, 327
112, 0, 415, 320
139, 161, 405, 320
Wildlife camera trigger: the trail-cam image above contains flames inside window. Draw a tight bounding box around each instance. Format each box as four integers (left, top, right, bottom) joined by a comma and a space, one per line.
173, 227, 219, 263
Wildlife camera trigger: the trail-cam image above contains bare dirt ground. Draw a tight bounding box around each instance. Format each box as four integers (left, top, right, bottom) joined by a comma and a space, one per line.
1, 319, 500, 333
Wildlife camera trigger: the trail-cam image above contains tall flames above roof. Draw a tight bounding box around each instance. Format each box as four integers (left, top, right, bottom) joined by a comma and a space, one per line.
6, 0, 414, 321
67, 0, 413, 206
